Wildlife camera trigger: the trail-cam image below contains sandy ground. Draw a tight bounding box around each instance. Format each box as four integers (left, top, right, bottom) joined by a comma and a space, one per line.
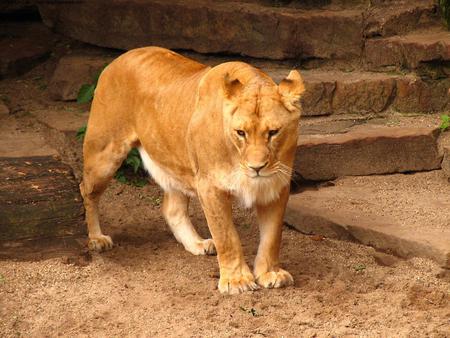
1, 178, 450, 337
1, 35, 450, 338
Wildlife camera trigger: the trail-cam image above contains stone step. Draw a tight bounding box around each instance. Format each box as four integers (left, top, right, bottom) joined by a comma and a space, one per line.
365, 29, 450, 72
48, 54, 115, 101
0, 116, 58, 158
234, 0, 435, 12
295, 122, 443, 181
38, 0, 438, 61
293, 70, 449, 116
284, 171, 450, 268
364, 0, 438, 39
49, 52, 450, 116
183, 53, 450, 115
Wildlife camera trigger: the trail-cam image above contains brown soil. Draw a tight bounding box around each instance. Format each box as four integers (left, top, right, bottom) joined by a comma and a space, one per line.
1, 32, 450, 338
1, 178, 450, 337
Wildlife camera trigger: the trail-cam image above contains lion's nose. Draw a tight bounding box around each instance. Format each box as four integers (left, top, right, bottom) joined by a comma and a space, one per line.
248, 162, 268, 174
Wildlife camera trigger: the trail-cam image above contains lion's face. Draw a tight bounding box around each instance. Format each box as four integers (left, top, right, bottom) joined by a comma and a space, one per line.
228, 97, 298, 179
221, 70, 304, 207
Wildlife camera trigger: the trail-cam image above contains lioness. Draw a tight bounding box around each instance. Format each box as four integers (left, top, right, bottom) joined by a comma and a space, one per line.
80, 47, 304, 294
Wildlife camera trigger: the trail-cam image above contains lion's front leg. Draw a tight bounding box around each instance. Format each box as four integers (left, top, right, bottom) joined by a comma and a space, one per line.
197, 180, 258, 295
254, 187, 294, 289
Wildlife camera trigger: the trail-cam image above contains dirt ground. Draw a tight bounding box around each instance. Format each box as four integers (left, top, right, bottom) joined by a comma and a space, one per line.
1, 178, 450, 337
1, 36, 450, 338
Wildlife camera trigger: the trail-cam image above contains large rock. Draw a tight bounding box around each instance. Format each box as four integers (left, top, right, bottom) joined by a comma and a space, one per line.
393, 76, 450, 113
442, 146, 450, 179
39, 0, 364, 60
49, 55, 113, 101
0, 117, 58, 158
364, 0, 437, 38
365, 30, 450, 71
0, 101, 9, 118
296, 126, 441, 181
324, 72, 395, 115
303, 72, 449, 115
285, 181, 450, 267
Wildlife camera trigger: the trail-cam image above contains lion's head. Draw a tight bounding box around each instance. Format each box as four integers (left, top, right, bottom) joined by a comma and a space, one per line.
218, 66, 305, 207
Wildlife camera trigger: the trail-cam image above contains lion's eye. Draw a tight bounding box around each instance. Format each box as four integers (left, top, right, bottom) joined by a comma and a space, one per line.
236, 130, 246, 137
268, 129, 279, 138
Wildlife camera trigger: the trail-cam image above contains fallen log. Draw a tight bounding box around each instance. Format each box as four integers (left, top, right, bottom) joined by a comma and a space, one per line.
0, 156, 85, 241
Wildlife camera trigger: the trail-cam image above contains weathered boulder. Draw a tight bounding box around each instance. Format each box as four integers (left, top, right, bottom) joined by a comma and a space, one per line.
296, 126, 441, 181
393, 76, 450, 113
38, 0, 363, 60
265, 68, 449, 115
0, 101, 9, 118
365, 30, 450, 71
285, 185, 450, 267
300, 71, 396, 116
442, 146, 450, 179
49, 55, 113, 101
364, 0, 437, 38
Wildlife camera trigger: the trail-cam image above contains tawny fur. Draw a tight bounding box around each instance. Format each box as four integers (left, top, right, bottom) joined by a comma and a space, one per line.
80, 47, 305, 294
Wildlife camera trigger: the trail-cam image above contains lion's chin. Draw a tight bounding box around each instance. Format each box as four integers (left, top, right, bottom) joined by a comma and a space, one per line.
226, 171, 288, 208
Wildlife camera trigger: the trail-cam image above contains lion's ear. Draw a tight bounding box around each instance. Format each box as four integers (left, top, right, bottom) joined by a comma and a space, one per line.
278, 70, 305, 112
223, 73, 243, 99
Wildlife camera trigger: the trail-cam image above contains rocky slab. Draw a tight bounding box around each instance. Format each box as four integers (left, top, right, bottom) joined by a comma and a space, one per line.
38, 0, 441, 61
442, 146, 450, 179
185, 53, 450, 115
365, 30, 450, 71
39, 1, 363, 60
0, 100, 9, 117
273, 69, 450, 115
364, 0, 438, 38
285, 173, 450, 267
299, 71, 397, 116
0, 116, 58, 158
32, 109, 89, 133
49, 55, 113, 101
296, 126, 441, 181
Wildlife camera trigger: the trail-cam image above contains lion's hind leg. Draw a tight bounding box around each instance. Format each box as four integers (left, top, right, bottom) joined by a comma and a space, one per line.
162, 190, 216, 256
81, 137, 132, 251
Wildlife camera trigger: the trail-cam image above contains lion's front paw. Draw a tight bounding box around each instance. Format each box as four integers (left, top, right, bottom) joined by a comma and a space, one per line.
218, 273, 259, 295
256, 269, 294, 289
88, 234, 113, 252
